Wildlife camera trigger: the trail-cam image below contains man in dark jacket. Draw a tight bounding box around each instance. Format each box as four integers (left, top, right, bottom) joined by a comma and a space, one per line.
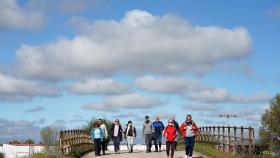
111, 119, 123, 154
152, 116, 164, 152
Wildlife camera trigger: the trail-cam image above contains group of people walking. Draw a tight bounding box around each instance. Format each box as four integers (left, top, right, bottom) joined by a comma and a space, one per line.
90, 115, 198, 158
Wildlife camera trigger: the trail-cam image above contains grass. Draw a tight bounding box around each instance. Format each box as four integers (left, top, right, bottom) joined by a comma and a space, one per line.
177, 143, 277, 158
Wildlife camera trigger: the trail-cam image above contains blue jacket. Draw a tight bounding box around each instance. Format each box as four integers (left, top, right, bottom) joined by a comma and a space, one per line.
91, 127, 104, 141
153, 121, 164, 136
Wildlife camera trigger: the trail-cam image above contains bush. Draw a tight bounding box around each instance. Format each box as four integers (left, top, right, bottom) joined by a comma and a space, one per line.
0, 153, 4, 158
31, 153, 47, 158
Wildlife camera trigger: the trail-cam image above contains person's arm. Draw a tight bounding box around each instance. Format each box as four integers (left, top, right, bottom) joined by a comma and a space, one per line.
104, 125, 108, 138
179, 123, 185, 132
100, 128, 104, 142
134, 127, 137, 137
142, 123, 145, 137
91, 128, 95, 140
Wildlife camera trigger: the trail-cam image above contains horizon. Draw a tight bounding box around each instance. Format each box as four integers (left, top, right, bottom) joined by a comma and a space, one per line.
0, 0, 279, 144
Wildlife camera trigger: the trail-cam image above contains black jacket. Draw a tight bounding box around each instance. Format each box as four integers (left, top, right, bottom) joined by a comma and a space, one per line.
111, 124, 123, 139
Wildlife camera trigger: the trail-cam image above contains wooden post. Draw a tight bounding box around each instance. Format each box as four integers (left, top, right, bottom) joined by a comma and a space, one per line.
227, 126, 231, 153
248, 127, 253, 155
213, 126, 216, 147
217, 126, 220, 150
234, 126, 237, 154
240, 126, 244, 154
222, 126, 225, 152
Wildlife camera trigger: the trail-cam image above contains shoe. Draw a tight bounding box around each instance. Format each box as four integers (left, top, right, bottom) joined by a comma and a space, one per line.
184, 155, 189, 158
159, 147, 162, 152
189, 157, 192, 158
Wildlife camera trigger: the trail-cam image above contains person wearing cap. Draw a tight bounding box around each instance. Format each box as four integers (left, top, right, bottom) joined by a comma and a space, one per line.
142, 115, 155, 153
98, 119, 108, 155
124, 120, 137, 153
172, 118, 180, 150
152, 116, 164, 152
163, 119, 178, 158
111, 119, 123, 154
179, 115, 198, 158
91, 121, 104, 156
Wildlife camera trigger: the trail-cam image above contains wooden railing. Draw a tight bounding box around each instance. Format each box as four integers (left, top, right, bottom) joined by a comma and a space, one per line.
196, 126, 254, 155
59, 129, 93, 155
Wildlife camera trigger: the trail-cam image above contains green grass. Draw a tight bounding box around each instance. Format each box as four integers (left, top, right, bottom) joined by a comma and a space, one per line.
177, 143, 277, 158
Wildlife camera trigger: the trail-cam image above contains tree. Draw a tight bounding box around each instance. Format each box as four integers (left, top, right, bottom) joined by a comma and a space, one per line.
40, 126, 62, 158
83, 118, 114, 150
259, 93, 280, 156
24, 139, 35, 144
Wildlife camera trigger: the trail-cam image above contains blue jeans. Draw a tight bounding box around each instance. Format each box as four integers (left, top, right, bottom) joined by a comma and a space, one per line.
153, 135, 163, 150
184, 137, 195, 156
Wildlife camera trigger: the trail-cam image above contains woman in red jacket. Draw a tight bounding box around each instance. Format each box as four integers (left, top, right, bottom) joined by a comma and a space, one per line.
163, 119, 178, 158
179, 115, 198, 158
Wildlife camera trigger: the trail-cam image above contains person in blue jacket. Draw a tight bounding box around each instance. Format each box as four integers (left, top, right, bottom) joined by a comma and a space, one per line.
91, 121, 104, 156
152, 116, 165, 152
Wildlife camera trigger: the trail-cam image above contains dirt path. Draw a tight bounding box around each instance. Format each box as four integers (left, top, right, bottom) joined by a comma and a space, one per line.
82, 150, 211, 158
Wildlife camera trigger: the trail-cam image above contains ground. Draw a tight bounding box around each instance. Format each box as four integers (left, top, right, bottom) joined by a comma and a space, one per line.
82, 150, 211, 158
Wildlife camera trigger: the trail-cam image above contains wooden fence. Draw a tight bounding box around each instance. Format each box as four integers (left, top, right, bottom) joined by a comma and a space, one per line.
196, 126, 255, 155
59, 129, 93, 155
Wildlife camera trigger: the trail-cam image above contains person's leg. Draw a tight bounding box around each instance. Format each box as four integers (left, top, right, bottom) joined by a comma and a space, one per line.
184, 137, 189, 156
189, 137, 195, 157
101, 139, 106, 155
148, 134, 153, 152
145, 135, 149, 152
127, 136, 132, 152
158, 135, 162, 151
170, 141, 175, 158
113, 137, 117, 153
98, 139, 102, 156
116, 137, 121, 152
166, 141, 170, 157
94, 139, 99, 156
153, 136, 158, 152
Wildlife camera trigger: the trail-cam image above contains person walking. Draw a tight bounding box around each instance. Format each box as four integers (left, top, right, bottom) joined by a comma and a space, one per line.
153, 116, 165, 152
142, 115, 154, 153
98, 119, 108, 155
91, 122, 104, 156
163, 119, 178, 158
111, 119, 123, 154
180, 115, 198, 158
124, 120, 137, 153
172, 118, 180, 150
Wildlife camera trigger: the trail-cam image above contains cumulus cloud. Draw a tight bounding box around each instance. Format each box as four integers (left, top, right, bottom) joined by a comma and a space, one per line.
135, 75, 209, 93
187, 89, 269, 104
15, 9, 252, 80
82, 93, 164, 111
25, 106, 45, 113
70, 78, 130, 95
0, 118, 41, 143
0, 73, 61, 102
0, 0, 44, 29
183, 103, 219, 112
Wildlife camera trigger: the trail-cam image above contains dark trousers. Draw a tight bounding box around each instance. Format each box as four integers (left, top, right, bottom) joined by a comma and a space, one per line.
94, 138, 101, 156
152, 136, 158, 151
112, 137, 121, 152
166, 141, 175, 158
184, 137, 195, 156
101, 139, 106, 154
144, 134, 153, 152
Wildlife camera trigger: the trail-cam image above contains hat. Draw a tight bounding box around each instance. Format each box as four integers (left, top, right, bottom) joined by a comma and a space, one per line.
128, 120, 132, 124
145, 115, 149, 119
115, 119, 120, 122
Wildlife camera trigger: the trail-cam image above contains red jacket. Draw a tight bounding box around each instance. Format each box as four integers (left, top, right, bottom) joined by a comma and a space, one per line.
163, 125, 178, 141
179, 121, 198, 138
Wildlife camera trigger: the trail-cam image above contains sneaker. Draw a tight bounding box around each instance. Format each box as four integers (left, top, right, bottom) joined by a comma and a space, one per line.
189, 157, 192, 158
159, 147, 162, 152
184, 155, 189, 158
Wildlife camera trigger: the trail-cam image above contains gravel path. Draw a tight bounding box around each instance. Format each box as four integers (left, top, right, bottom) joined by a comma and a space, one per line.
82, 150, 211, 158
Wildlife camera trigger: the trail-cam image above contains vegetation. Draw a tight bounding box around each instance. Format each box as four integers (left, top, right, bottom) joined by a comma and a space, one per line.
24, 139, 35, 144
0, 153, 4, 158
40, 126, 63, 158
259, 93, 280, 156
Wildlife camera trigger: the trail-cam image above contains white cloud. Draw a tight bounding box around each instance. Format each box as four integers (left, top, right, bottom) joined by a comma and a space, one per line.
183, 103, 219, 112
0, 0, 43, 29
135, 75, 209, 93
83, 93, 164, 111
187, 89, 269, 104
0, 73, 60, 102
15, 9, 251, 80
70, 78, 129, 95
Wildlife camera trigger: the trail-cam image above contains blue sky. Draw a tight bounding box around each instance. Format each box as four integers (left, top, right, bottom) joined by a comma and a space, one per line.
0, 0, 280, 143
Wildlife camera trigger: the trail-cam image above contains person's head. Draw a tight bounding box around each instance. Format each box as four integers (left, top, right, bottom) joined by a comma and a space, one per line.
145, 115, 149, 122
128, 120, 132, 126
93, 121, 100, 128
98, 119, 102, 125
168, 119, 174, 126
186, 114, 192, 121
155, 116, 160, 121
172, 117, 176, 122
115, 119, 120, 125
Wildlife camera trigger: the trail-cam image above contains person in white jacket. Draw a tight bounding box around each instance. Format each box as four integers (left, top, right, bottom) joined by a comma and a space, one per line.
124, 120, 137, 153
98, 119, 108, 155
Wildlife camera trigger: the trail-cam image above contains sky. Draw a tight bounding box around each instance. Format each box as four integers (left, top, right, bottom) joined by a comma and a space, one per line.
0, 0, 280, 144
